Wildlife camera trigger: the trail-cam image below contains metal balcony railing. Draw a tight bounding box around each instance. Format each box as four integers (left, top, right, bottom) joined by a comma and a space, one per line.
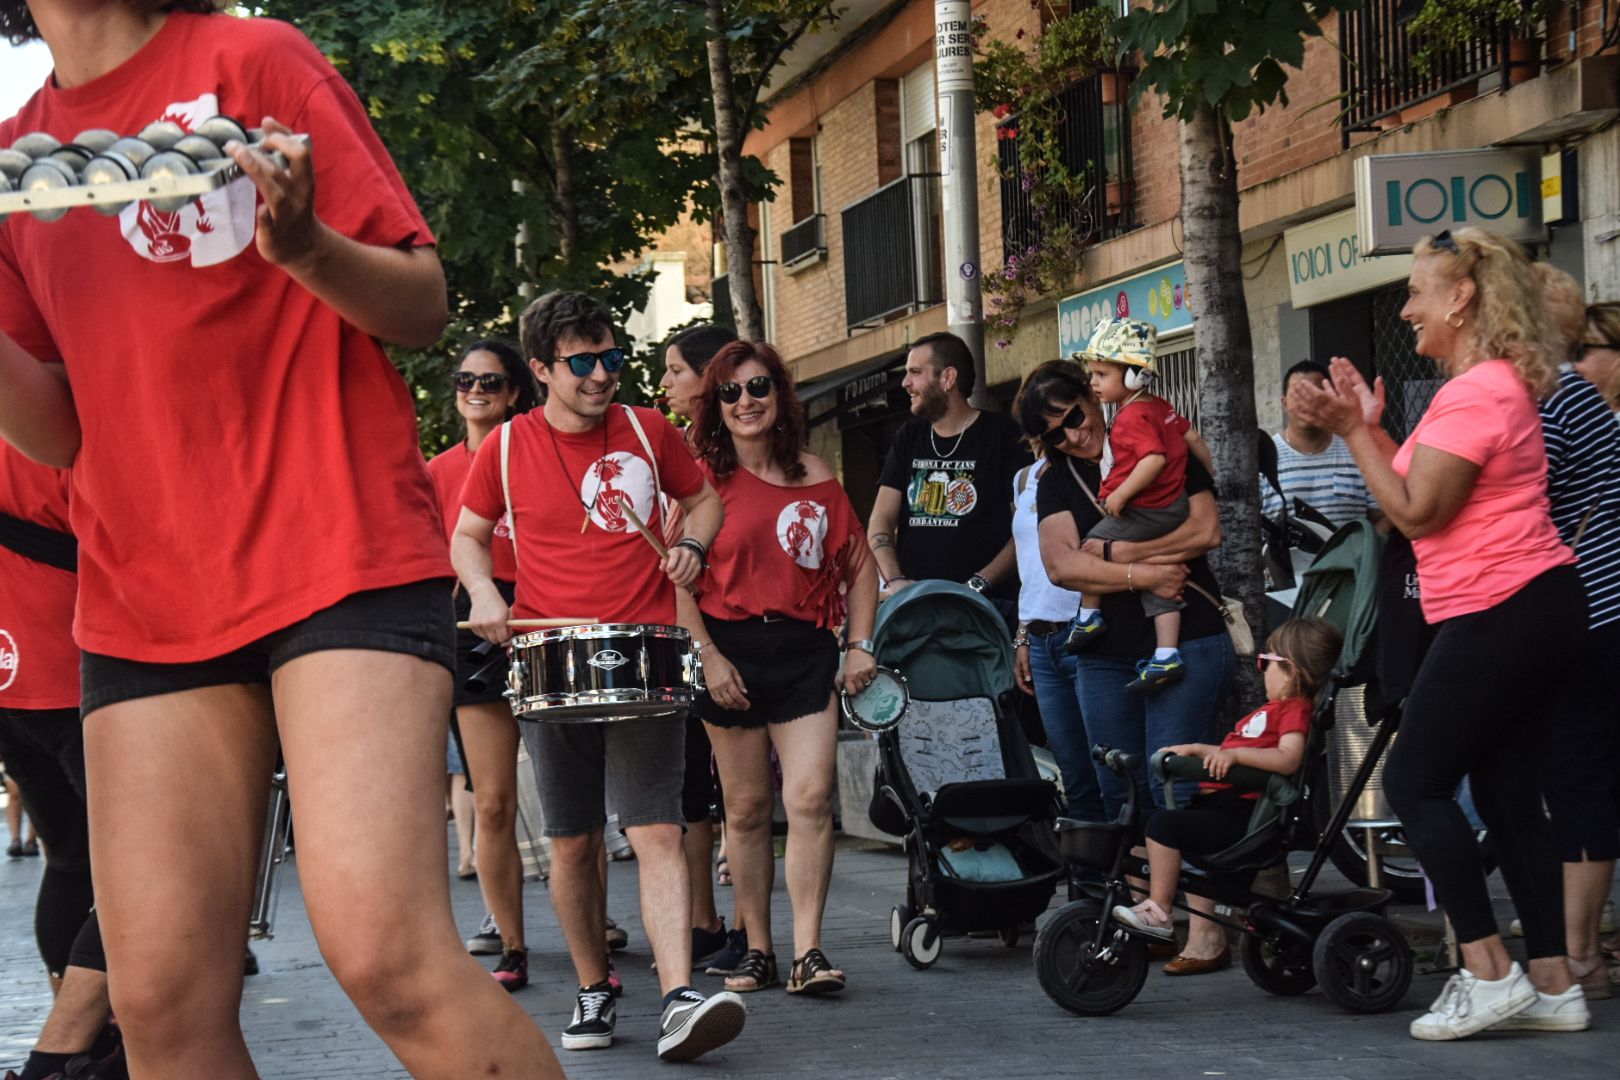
780, 214, 826, 270
997, 72, 1133, 262
841, 173, 943, 331
1341, 1, 1508, 141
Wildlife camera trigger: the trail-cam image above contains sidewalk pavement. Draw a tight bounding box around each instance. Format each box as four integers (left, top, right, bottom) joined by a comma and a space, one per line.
1, 835, 1616, 1078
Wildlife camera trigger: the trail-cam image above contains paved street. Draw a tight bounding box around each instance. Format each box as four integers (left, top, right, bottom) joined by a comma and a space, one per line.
1, 833, 1617, 1079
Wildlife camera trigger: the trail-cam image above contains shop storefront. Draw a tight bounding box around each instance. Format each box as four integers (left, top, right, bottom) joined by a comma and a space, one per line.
1057, 261, 1200, 423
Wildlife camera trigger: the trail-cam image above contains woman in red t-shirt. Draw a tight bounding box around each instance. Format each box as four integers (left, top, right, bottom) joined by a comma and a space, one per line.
676, 341, 879, 997
1111, 617, 1342, 954
425, 339, 537, 990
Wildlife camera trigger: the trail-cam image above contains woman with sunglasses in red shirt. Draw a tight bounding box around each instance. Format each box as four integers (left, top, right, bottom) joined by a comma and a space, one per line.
677, 341, 879, 996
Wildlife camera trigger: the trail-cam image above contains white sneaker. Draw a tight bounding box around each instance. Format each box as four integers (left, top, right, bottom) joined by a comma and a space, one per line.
1496, 984, 1591, 1032
1409, 964, 1536, 1041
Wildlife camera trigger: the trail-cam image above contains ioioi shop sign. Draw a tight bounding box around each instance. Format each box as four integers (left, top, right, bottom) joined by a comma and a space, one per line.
1284, 209, 1413, 309
1355, 148, 1544, 255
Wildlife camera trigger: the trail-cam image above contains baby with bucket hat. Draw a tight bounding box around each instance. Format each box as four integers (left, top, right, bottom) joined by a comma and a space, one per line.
1067, 318, 1200, 695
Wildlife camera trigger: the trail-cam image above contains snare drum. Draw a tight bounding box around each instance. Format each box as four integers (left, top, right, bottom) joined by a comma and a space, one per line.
507, 623, 694, 722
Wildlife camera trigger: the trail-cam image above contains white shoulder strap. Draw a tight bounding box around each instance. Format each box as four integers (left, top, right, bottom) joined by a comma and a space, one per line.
1015, 464, 1033, 497
619, 404, 663, 505
499, 421, 520, 568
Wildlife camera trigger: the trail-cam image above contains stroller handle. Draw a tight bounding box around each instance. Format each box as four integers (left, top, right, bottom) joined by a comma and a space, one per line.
1091, 744, 1141, 776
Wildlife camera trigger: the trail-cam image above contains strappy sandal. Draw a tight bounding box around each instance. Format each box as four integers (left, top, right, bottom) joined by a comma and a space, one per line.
723, 948, 778, 992
786, 948, 845, 995
716, 854, 732, 887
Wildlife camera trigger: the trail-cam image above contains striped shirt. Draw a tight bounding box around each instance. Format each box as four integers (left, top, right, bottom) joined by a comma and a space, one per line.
1259, 432, 1378, 528
1539, 367, 1620, 628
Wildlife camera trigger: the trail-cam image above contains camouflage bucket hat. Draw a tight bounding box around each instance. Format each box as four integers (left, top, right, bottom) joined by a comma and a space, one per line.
1076, 317, 1157, 369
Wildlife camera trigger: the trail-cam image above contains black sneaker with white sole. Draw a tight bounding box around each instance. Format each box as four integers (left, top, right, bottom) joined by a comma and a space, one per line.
465, 912, 502, 956
656, 988, 746, 1062
561, 982, 616, 1051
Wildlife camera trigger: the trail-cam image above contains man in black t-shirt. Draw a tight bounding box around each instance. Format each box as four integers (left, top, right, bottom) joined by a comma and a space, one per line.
868, 333, 1031, 598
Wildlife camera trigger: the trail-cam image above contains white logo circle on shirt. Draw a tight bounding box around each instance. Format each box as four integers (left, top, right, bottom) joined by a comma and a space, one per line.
582, 452, 656, 534
118, 94, 257, 268
776, 500, 829, 569
0, 630, 18, 691
1239, 710, 1269, 739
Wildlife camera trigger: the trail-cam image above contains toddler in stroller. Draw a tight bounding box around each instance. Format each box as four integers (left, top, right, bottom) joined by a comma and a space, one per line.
1111, 617, 1342, 940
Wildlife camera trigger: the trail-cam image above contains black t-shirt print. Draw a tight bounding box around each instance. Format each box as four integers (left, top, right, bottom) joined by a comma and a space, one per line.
1036, 453, 1227, 657
877, 410, 1032, 585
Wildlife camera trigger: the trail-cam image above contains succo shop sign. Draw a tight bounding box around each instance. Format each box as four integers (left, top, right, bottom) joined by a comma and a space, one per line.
1355, 148, 1544, 255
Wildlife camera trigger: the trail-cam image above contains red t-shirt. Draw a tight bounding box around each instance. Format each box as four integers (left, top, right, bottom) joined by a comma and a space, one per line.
0, 13, 449, 661
1100, 396, 1191, 509
0, 444, 79, 709
462, 407, 704, 624
697, 465, 868, 629
1201, 696, 1312, 798
426, 442, 517, 584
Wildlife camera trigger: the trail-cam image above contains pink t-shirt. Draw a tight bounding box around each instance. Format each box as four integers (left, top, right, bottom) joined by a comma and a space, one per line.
1392, 360, 1575, 622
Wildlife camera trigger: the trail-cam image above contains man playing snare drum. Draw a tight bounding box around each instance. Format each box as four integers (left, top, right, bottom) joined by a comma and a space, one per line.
452, 290, 745, 1062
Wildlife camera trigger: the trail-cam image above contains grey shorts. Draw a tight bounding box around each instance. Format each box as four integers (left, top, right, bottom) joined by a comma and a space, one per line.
1087, 494, 1189, 618
519, 715, 685, 838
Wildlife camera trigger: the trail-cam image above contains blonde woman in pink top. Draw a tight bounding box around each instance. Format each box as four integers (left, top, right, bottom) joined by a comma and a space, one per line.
1295, 228, 1585, 1041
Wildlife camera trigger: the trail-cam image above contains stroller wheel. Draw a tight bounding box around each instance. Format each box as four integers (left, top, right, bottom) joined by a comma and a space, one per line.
1033, 901, 1147, 1016
1312, 912, 1413, 1013
891, 904, 914, 953
901, 916, 942, 969
1240, 930, 1317, 996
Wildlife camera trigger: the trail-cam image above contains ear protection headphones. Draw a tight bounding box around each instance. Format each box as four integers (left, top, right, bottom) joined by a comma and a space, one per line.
1123, 363, 1154, 392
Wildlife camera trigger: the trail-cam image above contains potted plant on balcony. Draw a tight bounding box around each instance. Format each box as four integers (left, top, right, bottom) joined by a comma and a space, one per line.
1407, 0, 1552, 86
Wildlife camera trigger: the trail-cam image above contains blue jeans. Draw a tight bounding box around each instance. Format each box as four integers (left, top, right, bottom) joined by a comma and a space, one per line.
1026, 631, 1104, 822
1073, 632, 1237, 822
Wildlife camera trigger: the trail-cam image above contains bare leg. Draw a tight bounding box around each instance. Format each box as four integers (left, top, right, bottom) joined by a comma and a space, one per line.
1565, 858, 1615, 966
1457, 935, 1573, 993
1143, 839, 1182, 914
706, 724, 775, 960
87, 684, 277, 1080
1154, 610, 1181, 652
550, 831, 609, 987
1182, 895, 1226, 957
768, 704, 839, 960
458, 702, 524, 950
5, 776, 21, 846
34, 966, 110, 1054
626, 822, 694, 995
686, 819, 721, 932
274, 650, 559, 1078
450, 773, 476, 877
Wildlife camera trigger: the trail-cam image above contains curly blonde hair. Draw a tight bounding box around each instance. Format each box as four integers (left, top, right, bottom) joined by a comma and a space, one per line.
1415, 228, 1559, 398
1534, 263, 1585, 364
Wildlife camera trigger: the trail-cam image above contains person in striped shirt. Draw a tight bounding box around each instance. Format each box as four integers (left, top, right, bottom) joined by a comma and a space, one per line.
1532, 266, 1620, 1002
1261, 360, 1380, 529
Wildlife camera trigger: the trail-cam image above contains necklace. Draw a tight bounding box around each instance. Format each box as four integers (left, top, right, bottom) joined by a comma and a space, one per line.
929, 415, 971, 460
544, 416, 612, 533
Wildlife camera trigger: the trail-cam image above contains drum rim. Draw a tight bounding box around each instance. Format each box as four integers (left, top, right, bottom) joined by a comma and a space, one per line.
509, 688, 693, 709
510, 623, 693, 647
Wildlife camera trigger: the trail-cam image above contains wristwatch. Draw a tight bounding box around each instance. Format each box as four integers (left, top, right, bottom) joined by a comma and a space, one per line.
967, 574, 990, 594
846, 639, 875, 655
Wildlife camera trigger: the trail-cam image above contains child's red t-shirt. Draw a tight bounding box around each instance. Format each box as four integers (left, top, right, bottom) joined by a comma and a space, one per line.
1100, 396, 1191, 509
1200, 696, 1312, 799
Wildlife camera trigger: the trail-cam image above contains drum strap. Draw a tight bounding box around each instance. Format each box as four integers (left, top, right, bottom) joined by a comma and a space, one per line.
500, 421, 520, 569
0, 510, 76, 573
619, 405, 662, 505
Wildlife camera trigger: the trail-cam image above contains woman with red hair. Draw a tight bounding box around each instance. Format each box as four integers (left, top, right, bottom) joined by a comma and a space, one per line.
676, 341, 878, 996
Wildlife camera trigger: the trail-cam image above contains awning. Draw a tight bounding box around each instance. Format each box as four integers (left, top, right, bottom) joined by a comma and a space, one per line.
798, 351, 907, 427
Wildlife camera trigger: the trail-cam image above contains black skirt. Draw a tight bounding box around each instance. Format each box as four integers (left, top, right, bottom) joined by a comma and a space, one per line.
694, 617, 840, 729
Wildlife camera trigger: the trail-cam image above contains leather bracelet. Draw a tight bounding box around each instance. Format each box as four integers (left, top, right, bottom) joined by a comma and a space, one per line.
675, 537, 709, 569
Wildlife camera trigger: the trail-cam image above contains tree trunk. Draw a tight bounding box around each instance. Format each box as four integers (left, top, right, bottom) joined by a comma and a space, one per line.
706, 0, 763, 341
550, 121, 579, 261
1178, 106, 1264, 704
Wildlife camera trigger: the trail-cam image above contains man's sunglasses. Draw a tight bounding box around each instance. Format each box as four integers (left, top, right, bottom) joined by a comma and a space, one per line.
1256, 652, 1293, 674
1038, 405, 1085, 449
559, 348, 628, 378
718, 375, 775, 405
451, 372, 510, 393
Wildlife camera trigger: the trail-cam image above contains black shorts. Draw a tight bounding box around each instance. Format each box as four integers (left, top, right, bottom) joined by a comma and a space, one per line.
453, 581, 518, 708
80, 579, 456, 716
694, 617, 839, 730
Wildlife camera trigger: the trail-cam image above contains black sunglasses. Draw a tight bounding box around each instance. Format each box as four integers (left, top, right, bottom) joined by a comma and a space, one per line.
558, 348, 627, 378
1432, 229, 1459, 254
451, 371, 510, 393
1578, 341, 1618, 357
1038, 404, 1085, 448
718, 375, 775, 405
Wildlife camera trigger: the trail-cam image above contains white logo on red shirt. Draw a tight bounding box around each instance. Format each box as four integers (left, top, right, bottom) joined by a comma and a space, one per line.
777, 499, 829, 569
119, 94, 257, 268
582, 452, 656, 534
1239, 710, 1269, 739
0, 630, 17, 691
494, 512, 513, 540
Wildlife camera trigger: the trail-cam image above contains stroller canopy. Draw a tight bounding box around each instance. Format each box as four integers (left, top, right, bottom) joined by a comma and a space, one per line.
872, 581, 1013, 701
1292, 517, 1384, 682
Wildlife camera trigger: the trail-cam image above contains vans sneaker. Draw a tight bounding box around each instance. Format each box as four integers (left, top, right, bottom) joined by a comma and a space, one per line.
466, 912, 502, 955
492, 947, 528, 992
656, 988, 746, 1062
705, 927, 748, 976
1496, 984, 1591, 1032
561, 983, 616, 1051
1409, 964, 1536, 1041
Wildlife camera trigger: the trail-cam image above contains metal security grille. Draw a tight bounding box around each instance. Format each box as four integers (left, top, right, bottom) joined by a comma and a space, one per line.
1154, 344, 1199, 428
1368, 284, 1441, 441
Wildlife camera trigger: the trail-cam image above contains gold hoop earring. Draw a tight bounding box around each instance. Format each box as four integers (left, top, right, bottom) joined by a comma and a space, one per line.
1446, 310, 1465, 330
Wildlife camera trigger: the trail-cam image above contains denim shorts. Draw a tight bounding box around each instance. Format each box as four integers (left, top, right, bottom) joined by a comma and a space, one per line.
519, 714, 685, 838
80, 579, 457, 717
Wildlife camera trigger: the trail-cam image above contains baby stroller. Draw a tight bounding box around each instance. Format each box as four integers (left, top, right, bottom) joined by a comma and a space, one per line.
1035, 519, 1414, 1016
865, 581, 1065, 969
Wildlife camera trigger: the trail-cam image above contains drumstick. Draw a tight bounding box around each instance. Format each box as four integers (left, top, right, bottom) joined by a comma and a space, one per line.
616, 495, 669, 559
454, 618, 599, 630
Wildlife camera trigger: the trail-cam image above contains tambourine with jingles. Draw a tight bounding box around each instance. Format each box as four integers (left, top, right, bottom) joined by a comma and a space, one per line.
840, 665, 910, 733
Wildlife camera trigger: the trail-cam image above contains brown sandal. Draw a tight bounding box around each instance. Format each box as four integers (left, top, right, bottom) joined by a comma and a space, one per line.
724, 949, 778, 992
786, 948, 845, 995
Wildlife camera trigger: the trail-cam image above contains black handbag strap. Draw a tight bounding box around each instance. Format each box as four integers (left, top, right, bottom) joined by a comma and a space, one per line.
0, 509, 77, 572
